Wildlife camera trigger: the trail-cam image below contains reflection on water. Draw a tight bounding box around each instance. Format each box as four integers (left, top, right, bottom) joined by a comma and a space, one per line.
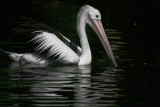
5, 63, 123, 107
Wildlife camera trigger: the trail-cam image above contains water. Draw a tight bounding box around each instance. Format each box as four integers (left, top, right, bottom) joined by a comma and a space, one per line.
0, 0, 160, 107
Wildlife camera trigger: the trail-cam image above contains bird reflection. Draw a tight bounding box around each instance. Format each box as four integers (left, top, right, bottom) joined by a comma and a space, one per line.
9, 63, 92, 106
9, 63, 121, 107
74, 66, 92, 107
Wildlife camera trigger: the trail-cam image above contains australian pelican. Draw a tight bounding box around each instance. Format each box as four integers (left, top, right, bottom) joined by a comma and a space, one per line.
1, 5, 117, 66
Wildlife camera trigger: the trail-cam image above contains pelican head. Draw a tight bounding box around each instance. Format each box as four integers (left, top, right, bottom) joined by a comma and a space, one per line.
77, 5, 117, 66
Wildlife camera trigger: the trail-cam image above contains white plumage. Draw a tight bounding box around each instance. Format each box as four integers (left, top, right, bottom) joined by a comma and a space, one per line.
1, 5, 117, 66
30, 31, 80, 64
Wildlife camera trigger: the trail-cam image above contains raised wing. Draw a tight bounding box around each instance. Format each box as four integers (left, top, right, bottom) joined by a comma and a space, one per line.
13, 18, 81, 56
29, 31, 80, 64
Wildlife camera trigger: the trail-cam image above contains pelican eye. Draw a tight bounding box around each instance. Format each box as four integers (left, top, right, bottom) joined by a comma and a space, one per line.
96, 15, 99, 18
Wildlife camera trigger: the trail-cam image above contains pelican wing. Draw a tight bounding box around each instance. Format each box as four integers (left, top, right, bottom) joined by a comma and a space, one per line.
13, 18, 81, 56
29, 31, 80, 64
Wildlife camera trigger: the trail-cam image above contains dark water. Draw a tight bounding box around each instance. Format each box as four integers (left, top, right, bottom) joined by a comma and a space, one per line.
0, 0, 160, 107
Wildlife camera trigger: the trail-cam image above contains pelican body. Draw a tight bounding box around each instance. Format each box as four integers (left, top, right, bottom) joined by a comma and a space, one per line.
2, 5, 117, 66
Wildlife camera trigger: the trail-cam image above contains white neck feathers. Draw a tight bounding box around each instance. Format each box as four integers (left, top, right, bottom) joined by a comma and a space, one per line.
77, 7, 92, 65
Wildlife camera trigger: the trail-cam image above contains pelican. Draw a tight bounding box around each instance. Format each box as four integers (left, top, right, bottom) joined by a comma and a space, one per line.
1, 5, 117, 66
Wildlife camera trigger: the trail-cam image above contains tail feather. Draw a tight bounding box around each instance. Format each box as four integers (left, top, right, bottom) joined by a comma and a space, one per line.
0, 49, 13, 54
1, 49, 49, 64
0, 49, 21, 62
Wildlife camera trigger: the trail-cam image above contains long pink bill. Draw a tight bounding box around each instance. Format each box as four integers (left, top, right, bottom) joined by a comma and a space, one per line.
87, 19, 117, 67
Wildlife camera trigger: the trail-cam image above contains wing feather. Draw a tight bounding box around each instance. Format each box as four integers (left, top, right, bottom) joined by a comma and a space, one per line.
13, 18, 81, 56
29, 31, 80, 64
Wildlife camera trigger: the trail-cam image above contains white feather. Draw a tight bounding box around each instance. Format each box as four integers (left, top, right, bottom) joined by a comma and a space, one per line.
29, 31, 80, 64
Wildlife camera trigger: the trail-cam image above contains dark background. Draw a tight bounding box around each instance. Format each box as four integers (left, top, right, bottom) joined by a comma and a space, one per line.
0, 0, 159, 41
0, 1, 160, 107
